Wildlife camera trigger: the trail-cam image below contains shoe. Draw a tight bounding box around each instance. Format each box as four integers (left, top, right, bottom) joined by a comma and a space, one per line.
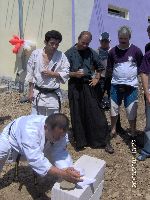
137, 154, 147, 161
127, 132, 137, 137
20, 96, 30, 103
137, 149, 150, 161
105, 143, 114, 154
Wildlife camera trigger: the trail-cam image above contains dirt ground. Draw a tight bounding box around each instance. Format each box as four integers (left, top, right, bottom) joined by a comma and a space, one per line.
0, 91, 150, 200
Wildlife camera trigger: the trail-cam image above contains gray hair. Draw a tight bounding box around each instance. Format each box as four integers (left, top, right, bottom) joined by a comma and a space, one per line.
118, 26, 132, 39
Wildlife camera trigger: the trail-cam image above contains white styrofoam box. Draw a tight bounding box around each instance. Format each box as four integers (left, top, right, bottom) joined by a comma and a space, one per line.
89, 181, 104, 200
74, 155, 106, 191
51, 155, 106, 200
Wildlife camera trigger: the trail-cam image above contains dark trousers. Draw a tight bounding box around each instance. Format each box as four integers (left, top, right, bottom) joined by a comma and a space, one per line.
95, 77, 111, 102
95, 77, 123, 131
68, 79, 110, 148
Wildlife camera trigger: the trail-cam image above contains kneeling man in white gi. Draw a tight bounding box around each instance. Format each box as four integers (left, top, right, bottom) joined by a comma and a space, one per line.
0, 113, 81, 183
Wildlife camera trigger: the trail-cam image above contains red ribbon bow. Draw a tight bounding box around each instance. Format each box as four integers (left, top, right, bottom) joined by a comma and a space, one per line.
9, 35, 24, 54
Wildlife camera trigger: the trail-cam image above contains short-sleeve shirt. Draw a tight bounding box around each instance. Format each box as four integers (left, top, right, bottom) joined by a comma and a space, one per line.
139, 50, 150, 91
107, 44, 143, 87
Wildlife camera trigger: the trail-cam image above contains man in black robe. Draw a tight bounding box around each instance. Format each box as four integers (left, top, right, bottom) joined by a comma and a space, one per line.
65, 31, 114, 153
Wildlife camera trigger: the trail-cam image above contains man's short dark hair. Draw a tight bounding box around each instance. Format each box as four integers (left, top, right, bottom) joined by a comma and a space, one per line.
147, 25, 150, 33
45, 30, 62, 43
45, 113, 69, 132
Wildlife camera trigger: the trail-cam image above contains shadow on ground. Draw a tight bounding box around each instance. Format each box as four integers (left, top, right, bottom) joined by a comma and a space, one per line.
0, 165, 57, 200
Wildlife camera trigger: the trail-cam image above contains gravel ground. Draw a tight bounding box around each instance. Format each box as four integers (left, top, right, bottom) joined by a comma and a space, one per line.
0, 91, 150, 200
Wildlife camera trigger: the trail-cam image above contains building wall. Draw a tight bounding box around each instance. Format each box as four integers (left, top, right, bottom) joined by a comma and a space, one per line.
88, 0, 150, 52
1, 0, 150, 78
74, 0, 94, 43
0, 0, 72, 78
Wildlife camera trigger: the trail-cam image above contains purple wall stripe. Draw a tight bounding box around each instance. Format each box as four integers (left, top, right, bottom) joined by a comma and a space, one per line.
72, 0, 75, 45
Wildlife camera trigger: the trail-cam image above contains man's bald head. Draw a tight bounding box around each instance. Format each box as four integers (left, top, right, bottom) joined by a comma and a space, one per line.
77, 31, 92, 50
78, 31, 92, 40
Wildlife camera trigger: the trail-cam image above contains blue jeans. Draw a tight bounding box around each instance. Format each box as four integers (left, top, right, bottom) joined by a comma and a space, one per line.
142, 101, 150, 155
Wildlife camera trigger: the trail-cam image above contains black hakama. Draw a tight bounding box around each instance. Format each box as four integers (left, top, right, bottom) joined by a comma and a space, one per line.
68, 79, 109, 149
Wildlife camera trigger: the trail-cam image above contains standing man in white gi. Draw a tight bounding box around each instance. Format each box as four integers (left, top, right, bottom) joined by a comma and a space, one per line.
26, 30, 70, 115
0, 113, 81, 183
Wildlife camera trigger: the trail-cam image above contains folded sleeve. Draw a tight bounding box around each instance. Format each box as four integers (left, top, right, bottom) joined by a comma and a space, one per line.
20, 124, 52, 176
57, 53, 70, 84
135, 48, 143, 68
25, 51, 36, 83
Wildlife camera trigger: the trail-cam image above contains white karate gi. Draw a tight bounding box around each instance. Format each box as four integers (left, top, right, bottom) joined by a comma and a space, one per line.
25, 49, 70, 115
0, 115, 72, 176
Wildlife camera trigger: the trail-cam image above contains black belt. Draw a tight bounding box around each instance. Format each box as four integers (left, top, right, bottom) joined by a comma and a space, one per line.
35, 85, 61, 113
8, 121, 15, 135
35, 85, 57, 94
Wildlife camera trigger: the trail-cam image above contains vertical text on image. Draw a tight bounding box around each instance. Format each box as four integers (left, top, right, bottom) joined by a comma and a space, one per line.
131, 139, 137, 189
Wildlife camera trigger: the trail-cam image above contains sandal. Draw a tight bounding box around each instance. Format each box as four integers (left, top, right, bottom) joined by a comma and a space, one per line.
105, 143, 114, 154
137, 154, 147, 161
